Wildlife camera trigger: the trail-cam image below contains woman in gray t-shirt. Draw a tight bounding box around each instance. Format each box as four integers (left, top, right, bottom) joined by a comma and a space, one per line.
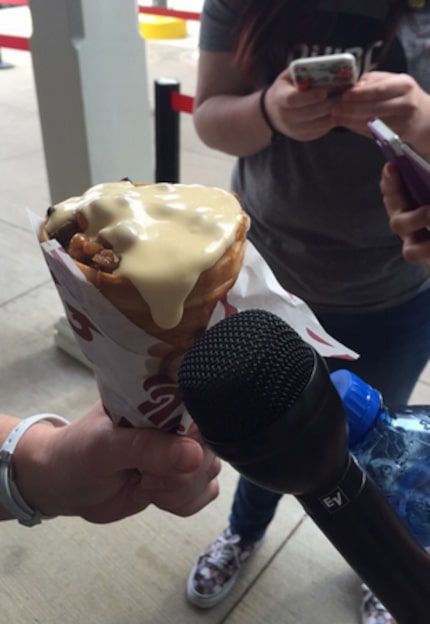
186, 2, 430, 623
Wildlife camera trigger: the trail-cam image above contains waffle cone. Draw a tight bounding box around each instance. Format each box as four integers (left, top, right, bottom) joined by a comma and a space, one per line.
39, 190, 248, 355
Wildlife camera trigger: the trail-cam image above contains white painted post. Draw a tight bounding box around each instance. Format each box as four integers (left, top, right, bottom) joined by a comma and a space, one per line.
28, 0, 153, 204
28, 0, 154, 363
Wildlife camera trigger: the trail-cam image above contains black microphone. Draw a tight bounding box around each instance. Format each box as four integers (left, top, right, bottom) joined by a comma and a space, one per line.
178, 309, 430, 624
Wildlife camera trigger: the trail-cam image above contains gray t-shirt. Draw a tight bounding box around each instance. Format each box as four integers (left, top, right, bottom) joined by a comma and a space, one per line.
199, 0, 430, 313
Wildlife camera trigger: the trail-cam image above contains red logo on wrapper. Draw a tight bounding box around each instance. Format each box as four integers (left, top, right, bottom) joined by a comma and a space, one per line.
139, 374, 184, 432
66, 303, 103, 342
306, 328, 356, 360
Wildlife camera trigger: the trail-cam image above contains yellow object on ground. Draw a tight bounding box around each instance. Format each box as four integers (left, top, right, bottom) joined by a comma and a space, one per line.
139, 15, 188, 40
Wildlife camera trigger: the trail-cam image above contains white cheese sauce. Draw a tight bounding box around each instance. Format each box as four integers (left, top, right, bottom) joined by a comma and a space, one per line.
46, 181, 246, 329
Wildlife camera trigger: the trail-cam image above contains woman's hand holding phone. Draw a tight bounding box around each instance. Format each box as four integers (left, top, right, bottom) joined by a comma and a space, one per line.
265, 54, 430, 149
330, 71, 430, 146
265, 52, 357, 142
374, 117, 430, 266
369, 117, 430, 207
381, 163, 430, 267
263, 65, 336, 142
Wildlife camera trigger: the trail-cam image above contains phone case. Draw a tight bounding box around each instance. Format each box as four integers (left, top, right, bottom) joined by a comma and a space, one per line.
290, 53, 358, 94
368, 117, 430, 207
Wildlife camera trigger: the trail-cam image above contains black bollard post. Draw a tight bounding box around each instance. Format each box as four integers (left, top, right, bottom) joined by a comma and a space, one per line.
154, 78, 180, 183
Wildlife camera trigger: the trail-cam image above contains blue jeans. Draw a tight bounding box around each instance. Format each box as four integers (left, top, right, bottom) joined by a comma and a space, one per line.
229, 288, 430, 542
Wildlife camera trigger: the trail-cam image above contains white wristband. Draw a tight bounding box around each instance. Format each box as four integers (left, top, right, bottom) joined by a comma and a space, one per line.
0, 413, 70, 527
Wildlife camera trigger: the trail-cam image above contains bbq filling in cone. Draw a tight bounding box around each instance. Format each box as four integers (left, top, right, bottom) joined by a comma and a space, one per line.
40, 181, 249, 351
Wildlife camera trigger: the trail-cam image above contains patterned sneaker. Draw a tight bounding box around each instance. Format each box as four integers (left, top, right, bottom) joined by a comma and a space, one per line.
361, 584, 397, 624
186, 527, 260, 609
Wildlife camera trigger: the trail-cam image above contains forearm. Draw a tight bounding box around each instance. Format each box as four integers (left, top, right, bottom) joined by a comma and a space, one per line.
194, 91, 273, 158
12, 422, 60, 517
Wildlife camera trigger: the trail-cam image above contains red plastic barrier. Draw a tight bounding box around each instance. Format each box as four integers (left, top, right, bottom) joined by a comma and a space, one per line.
0, 33, 29, 51
0, 0, 28, 5
171, 90, 194, 114
138, 6, 200, 21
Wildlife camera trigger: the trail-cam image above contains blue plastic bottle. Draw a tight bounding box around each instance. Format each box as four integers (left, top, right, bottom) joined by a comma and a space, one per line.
330, 369, 430, 548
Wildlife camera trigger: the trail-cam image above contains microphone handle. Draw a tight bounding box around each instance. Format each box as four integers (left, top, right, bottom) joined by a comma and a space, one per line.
298, 454, 430, 624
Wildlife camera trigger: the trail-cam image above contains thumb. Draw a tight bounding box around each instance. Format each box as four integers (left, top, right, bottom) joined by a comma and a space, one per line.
99, 426, 205, 475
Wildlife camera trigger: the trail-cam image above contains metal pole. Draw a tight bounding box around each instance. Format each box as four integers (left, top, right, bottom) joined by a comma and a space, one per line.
155, 78, 180, 183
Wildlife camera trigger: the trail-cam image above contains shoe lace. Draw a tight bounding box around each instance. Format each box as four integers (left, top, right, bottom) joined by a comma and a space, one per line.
206, 532, 242, 570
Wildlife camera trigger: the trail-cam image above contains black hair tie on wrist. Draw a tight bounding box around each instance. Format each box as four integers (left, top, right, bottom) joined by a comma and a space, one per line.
259, 86, 282, 143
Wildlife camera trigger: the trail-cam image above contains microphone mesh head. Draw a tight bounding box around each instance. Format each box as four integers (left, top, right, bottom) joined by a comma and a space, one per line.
178, 309, 315, 443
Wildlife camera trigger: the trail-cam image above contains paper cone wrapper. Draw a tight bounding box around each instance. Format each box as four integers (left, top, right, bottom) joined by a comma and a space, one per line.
30, 211, 358, 433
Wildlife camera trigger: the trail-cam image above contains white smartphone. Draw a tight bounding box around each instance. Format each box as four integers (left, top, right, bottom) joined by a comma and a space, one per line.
289, 53, 358, 95
368, 117, 430, 208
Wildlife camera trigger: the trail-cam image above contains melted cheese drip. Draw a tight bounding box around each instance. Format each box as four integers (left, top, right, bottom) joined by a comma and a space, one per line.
46, 181, 245, 329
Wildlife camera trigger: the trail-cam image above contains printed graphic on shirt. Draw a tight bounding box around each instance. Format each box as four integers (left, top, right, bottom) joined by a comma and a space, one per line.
285, 8, 407, 80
